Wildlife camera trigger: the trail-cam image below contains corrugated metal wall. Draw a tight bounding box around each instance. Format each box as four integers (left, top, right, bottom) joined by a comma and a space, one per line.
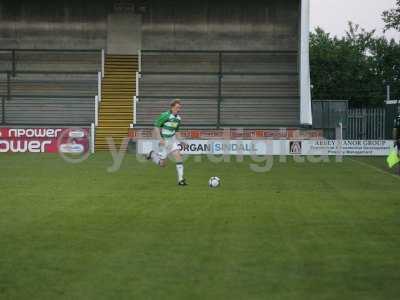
0, 1, 108, 49
142, 0, 299, 51
312, 100, 348, 139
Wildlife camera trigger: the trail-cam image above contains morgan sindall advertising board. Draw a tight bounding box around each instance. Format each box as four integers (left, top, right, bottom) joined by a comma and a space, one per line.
138, 140, 394, 156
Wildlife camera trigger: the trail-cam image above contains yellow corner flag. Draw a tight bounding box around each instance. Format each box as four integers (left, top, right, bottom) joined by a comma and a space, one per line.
387, 148, 400, 168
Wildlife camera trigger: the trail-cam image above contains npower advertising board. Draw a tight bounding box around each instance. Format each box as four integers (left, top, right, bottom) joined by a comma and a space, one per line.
0, 128, 89, 154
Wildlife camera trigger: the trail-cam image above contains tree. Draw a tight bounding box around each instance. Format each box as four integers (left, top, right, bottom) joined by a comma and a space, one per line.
310, 23, 400, 106
383, 0, 400, 32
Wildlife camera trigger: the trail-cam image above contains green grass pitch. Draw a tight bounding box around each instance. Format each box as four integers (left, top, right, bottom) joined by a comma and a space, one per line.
0, 154, 399, 300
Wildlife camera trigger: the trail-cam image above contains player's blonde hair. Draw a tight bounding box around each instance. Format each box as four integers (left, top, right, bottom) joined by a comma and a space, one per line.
170, 99, 181, 108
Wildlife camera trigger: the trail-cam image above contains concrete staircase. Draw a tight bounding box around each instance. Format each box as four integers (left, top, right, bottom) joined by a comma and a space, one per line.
96, 55, 137, 151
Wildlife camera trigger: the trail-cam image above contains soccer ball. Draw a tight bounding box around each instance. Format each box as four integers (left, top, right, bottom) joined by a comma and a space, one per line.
208, 176, 221, 188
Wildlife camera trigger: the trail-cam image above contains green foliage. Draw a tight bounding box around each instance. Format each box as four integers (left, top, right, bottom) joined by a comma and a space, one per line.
383, 0, 400, 32
310, 23, 400, 106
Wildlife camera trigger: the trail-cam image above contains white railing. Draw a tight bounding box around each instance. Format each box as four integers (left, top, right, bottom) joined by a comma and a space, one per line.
136, 71, 139, 97
300, 0, 312, 126
133, 50, 141, 126
97, 71, 102, 103
91, 123, 95, 154
101, 49, 105, 78
138, 49, 142, 73
95, 95, 99, 127
133, 96, 138, 125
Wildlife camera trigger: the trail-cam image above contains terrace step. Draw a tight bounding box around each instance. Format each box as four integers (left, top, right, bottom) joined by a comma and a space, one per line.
95, 54, 138, 150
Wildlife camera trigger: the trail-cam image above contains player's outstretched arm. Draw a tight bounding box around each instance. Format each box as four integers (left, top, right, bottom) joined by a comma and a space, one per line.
154, 127, 164, 145
176, 132, 187, 146
154, 111, 169, 145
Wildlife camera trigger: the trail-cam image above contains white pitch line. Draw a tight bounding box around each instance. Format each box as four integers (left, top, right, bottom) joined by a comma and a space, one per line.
349, 158, 400, 180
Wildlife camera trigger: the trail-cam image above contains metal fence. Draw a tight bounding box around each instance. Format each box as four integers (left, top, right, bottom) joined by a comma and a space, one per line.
347, 108, 386, 140
312, 100, 400, 140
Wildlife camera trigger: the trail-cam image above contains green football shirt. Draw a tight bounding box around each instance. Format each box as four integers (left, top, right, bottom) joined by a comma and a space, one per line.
154, 111, 181, 138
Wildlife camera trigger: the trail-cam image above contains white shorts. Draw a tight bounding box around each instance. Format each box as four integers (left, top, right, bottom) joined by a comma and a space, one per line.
158, 136, 180, 160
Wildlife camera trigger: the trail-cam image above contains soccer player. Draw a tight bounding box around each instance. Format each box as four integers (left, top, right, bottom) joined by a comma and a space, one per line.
146, 99, 187, 186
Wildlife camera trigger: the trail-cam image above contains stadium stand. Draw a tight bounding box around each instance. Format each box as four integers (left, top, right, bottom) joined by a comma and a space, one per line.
0, 50, 100, 73
221, 75, 299, 126
138, 73, 218, 126
0, 49, 300, 130
136, 51, 300, 127
0, 50, 100, 125
0, 95, 3, 124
